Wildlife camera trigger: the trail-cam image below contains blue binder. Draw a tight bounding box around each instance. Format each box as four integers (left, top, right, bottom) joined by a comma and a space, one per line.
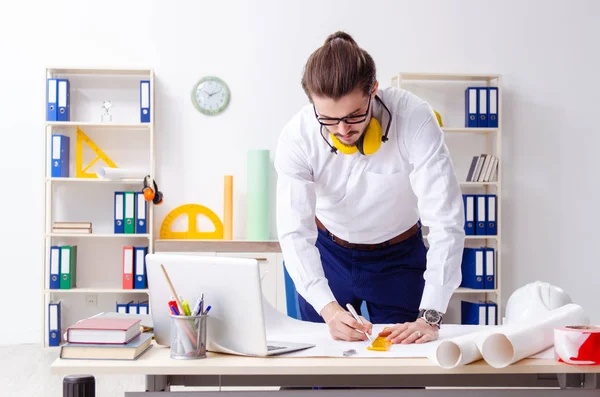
127, 300, 138, 314
47, 78, 58, 121
48, 301, 61, 346
484, 248, 495, 289
460, 248, 485, 289
140, 80, 150, 123
135, 192, 147, 234
57, 79, 70, 121
463, 194, 475, 235
283, 261, 301, 320
476, 195, 487, 235
116, 302, 129, 314
477, 87, 488, 127
138, 301, 149, 315
51, 134, 70, 177
486, 194, 497, 235
465, 87, 478, 127
134, 246, 148, 289
114, 192, 124, 234
488, 87, 498, 128
49, 245, 61, 289
461, 300, 487, 325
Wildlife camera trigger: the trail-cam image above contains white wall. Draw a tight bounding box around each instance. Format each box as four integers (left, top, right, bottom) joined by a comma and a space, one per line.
1, 0, 599, 344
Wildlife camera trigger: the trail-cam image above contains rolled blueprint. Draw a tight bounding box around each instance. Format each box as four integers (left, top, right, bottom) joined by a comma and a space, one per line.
554, 325, 600, 365
97, 167, 147, 179
479, 303, 588, 368
246, 149, 270, 240
430, 330, 487, 368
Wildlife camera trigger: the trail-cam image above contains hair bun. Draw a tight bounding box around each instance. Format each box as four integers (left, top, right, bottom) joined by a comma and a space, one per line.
325, 31, 357, 46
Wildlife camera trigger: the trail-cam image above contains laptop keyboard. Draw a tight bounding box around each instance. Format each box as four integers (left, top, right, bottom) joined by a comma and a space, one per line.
267, 345, 286, 351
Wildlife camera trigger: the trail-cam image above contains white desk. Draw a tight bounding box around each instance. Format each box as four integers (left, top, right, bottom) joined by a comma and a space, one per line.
50, 342, 600, 396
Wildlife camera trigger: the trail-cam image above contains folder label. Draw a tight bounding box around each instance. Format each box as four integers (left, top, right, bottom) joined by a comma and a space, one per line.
476, 250, 484, 279
478, 305, 486, 325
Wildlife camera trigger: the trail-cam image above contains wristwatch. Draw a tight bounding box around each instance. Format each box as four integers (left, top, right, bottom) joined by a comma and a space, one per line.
418, 309, 443, 328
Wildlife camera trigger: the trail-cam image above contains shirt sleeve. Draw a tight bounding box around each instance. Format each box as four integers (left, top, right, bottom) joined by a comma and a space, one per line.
273, 128, 337, 315
403, 103, 466, 314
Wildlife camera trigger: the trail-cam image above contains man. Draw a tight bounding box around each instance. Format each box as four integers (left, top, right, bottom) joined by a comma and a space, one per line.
274, 31, 465, 345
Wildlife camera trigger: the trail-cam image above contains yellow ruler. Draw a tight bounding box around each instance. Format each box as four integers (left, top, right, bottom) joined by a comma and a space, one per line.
76, 127, 117, 178
160, 204, 224, 239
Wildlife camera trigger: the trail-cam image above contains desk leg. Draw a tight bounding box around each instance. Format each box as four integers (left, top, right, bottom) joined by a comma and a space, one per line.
146, 375, 170, 392
558, 374, 599, 390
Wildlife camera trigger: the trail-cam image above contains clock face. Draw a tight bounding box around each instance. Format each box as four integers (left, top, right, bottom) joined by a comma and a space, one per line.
192, 76, 231, 115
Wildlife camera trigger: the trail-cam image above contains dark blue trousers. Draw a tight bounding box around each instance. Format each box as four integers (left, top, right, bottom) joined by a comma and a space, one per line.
298, 225, 428, 324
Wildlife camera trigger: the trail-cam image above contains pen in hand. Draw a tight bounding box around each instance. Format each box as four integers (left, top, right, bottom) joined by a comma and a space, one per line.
346, 303, 374, 343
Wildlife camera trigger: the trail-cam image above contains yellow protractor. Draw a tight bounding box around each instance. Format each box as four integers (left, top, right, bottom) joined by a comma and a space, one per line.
160, 204, 224, 239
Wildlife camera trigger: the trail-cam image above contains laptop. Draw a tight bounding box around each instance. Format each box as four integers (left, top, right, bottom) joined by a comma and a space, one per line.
145, 253, 315, 356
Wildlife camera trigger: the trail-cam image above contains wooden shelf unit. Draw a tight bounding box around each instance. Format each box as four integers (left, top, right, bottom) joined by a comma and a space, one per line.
393, 71, 502, 324
42, 67, 156, 347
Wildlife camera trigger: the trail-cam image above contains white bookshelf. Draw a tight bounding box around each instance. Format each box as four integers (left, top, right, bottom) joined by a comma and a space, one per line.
42, 67, 155, 348
392, 72, 502, 325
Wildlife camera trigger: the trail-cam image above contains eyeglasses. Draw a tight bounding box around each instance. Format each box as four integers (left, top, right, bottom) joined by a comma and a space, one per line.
313, 94, 372, 126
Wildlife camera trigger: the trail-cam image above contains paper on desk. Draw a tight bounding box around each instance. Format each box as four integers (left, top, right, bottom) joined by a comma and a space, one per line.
263, 299, 484, 358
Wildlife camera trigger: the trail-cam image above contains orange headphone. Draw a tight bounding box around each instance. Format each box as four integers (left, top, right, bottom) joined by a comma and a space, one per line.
143, 175, 163, 205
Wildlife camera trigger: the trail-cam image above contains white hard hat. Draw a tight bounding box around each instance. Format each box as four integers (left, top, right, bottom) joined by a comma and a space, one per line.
504, 281, 572, 325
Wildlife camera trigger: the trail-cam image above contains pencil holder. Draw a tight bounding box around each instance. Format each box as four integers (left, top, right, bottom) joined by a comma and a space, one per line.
169, 314, 208, 360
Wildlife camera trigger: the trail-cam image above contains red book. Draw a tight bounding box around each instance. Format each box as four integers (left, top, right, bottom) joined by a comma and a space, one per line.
66, 317, 141, 344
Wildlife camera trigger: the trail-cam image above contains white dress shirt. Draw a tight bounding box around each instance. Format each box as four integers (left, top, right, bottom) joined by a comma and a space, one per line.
274, 87, 465, 317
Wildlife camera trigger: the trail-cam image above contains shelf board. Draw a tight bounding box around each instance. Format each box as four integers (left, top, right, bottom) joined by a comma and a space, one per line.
47, 177, 144, 184
46, 121, 150, 129
460, 182, 499, 187
47, 67, 152, 76
394, 72, 499, 82
455, 288, 498, 294
155, 239, 282, 253
442, 127, 500, 134
46, 233, 150, 238
45, 288, 149, 294
423, 235, 498, 240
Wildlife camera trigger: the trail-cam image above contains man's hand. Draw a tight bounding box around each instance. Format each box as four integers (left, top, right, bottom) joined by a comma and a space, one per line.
320, 301, 373, 341
378, 318, 438, 344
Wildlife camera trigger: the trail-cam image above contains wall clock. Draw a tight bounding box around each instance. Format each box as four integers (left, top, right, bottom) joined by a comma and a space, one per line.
191, 76, 231, 116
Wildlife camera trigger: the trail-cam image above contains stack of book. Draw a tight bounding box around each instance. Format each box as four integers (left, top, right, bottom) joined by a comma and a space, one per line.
52, 221, 92, 234
466, 154, 498, 182
60, 316, 152, 360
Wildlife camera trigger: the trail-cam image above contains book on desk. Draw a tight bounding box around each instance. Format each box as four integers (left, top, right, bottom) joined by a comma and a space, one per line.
60, 316, 153, 360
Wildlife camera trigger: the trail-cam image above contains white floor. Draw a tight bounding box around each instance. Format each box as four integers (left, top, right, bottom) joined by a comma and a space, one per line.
1, 343, 145, 397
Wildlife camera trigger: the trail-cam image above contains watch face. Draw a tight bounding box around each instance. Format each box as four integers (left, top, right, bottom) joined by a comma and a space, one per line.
192, 76, 231, 115
425, 309, 441, 323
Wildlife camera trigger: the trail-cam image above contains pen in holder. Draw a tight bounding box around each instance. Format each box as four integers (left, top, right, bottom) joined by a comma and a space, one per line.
170, 313, 208, 359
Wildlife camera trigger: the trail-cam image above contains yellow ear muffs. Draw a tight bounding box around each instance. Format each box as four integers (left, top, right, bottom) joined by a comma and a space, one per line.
330, 117, 383, 155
